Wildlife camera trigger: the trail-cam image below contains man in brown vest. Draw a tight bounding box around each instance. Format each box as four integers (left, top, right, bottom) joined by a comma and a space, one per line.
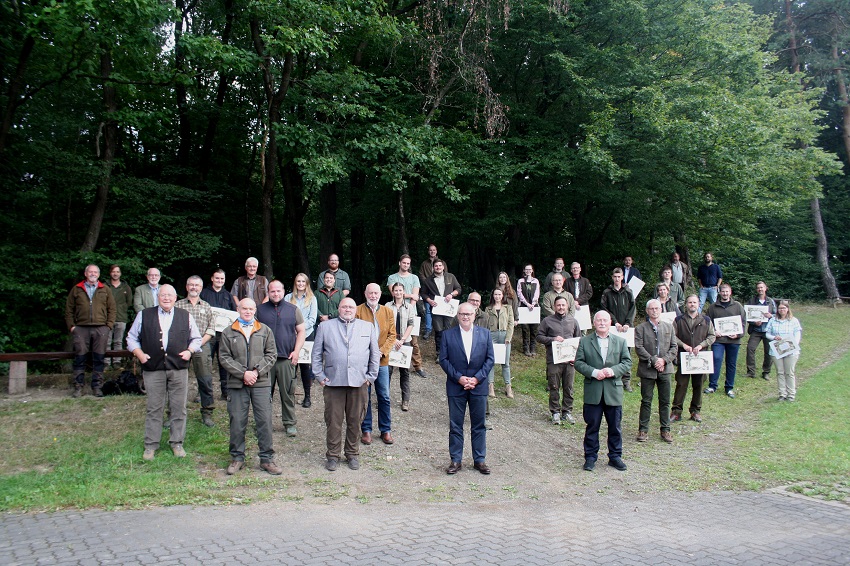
231, 257, 269, 305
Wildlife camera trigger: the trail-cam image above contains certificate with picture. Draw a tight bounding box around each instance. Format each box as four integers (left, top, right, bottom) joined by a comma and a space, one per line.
769, 339, 799, 360
432, 298, 460, 317
517, 307, 541, 325
389, 345, 413, 368
296, 341, 314, 365
553, 337, 581, 364
714, 316, 744, 337
679, 351, 714, 374
745, 305, 769, 323
211, 307, 239, 333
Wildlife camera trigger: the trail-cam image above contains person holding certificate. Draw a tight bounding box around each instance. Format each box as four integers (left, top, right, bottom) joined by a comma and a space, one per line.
672, 295, 716, 422
516, 264, 541, 357
764, 301, 802, 402
485, 288, 515, 399
285, 273, 317, 408
705, 284, 746, 398
386, 282, 416, 411
536, 296, 581, 424
422, 259, 462, 360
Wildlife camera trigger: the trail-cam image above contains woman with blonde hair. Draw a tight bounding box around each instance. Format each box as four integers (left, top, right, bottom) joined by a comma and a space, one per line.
764, 300, 802, 402
285, 273, 317, 407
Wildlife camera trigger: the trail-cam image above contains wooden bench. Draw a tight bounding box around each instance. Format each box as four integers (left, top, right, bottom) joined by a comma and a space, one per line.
0, 350, 131, 395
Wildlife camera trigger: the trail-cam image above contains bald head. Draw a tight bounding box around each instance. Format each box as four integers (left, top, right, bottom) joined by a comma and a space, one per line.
237, 298, 257, 322
339, 297, 357, 321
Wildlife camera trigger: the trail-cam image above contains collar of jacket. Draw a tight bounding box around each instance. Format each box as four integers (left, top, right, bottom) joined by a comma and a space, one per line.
230, 319, 262, 333
76, 280, 104, 289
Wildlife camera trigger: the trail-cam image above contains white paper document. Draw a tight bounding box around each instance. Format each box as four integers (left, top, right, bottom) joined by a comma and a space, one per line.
493, 343, 507, 365
628, 277, 645, 299
432, 298, 460, 317
412, 316, 421, 337
574, 306, 592, 331
610, 326, 635, 348
659, 312, 677, 325
517, 307, 541, 325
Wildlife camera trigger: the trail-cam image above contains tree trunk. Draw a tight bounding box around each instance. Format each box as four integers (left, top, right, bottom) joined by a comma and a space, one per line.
199, 0, 235, 181
811, 197, 841, 301
396, 190, 409, 256
80, 49, 117, 253
319, 183, 343, 279
0, 34, 34, 154
282, 160, 310, 276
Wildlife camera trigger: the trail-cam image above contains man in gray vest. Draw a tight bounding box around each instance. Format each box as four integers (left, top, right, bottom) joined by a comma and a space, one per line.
127, 284, 202, 461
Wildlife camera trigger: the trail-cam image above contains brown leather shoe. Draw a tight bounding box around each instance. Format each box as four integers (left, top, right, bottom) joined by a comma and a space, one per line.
261, 461, 283, 475
446, 461, 462, 474
670, 412, 681, 422
473, 461, 491, 475
661, 431, 674, 443
636, 431, 648, 442
171, 444, 186, 458
381, 432, 394, 445
361, 431, 372, 445
226, 460, 244, 475
690, 412, 702, 423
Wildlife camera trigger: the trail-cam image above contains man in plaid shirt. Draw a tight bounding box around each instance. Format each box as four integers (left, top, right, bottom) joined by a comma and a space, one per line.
176, 275, 217, 427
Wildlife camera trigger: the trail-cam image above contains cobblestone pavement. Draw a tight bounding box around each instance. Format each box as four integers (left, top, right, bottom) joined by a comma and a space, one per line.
2, 490, 848, 565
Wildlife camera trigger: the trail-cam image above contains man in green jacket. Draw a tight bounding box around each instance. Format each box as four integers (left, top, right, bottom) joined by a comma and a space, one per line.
574, 310, 632, 472
65, 264, 116, 397
107, 264, 133, 366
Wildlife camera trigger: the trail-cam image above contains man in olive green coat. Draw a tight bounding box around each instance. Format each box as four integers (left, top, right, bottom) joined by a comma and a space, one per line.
574, 310, 632, 472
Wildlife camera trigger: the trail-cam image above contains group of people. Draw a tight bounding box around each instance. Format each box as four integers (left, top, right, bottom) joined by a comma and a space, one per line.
63, 247, 802, 475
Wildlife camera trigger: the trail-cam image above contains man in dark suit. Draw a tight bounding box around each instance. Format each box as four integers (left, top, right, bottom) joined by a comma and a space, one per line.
622, 255, 642, 284
574, 310, 632, 472
634, 299, 678, 444
439, 302, 495, 475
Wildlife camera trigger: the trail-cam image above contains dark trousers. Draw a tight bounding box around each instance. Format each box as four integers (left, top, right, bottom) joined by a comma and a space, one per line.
672, 373, 705, 415
189, 343, 215, 414
746, 332, 773, 376
270, 358, 297, 426
208, 333, 230, 395
448, 392, 487, 463
323, 385, 368, 460
521, 324, 538, 352
228, 385, 274, 462
546, 362, 575, 414
582, 397, 622, 462
72, 325, 109, 387
638, 374, 672, 432
388, 365, 411, 402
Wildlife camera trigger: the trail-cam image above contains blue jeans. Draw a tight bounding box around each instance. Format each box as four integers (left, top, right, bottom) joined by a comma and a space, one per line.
488, 331, 512, 386
362, 365, 391, 433
424, 302, 433, 333
699, 286, 718, 313
710, 343, 740, 392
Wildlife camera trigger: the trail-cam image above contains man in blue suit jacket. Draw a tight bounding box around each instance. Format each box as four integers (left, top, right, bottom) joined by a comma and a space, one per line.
439, 302, 495, 475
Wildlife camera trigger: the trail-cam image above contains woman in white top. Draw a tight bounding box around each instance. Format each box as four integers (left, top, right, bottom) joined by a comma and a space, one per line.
386, 282, 416, 411
285, 273, 318, 408
764, 300, 802, 401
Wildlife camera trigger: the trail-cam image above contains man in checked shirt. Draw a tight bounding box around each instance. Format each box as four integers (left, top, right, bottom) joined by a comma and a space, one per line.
176, 275, 217, 427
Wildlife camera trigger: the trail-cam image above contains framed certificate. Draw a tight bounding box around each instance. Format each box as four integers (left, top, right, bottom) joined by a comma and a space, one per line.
769, 339, 799, 360
574, 306, 592, 331
493, 343, 507, 365
211, 307, 239, 333
553, 337, 580, 364
610, 326, 635, 348
714, 316, 744, 337
296, 341, 314, 365
389, 345, 413, 368
680, 351, 714, 374
517, 307, 541, 324
745, 305, 769, 323
432, 298, 459, 317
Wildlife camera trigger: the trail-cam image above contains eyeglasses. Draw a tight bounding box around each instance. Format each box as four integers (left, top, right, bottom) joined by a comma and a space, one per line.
458, 312, 475, 317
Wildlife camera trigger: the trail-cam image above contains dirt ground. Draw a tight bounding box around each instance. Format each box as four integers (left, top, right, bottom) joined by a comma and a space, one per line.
4, 333, 847, 507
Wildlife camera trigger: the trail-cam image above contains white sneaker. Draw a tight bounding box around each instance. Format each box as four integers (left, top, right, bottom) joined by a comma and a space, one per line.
562, 412, 576, 425
551, 413, 561, 424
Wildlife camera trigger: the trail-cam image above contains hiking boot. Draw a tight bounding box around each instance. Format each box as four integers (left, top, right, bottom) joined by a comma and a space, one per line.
661, 431, 674, 443
143, 449, 156, 461
285, 425, 297, 437
261, 461, 283, 475
172, 444, 186, 458
226, 460, 244, 475
72, 384, 83, 398
202, 413, 215, 427
636, 431, 648, 442
92, 386, 104, 398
